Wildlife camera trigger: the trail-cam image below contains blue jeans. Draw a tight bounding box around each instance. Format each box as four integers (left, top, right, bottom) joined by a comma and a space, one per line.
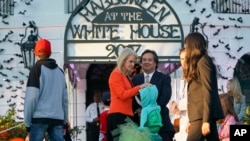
29, 124, 64, 141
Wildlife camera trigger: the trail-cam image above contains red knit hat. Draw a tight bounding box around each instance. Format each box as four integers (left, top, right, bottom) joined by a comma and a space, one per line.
34, 39, 51, 56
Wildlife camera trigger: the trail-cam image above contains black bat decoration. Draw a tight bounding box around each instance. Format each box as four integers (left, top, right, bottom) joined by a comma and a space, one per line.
237, 46, 243, 52
6, 86, 12, 89
223, 25, 229, 29
2, 20, 9, 25
7, 99, 11, 103
237, 17, 243, 23
218, 17, 224, 20
235, 24, 241, 28
225, 44, 230, 51
11, 95, 18, 98
14, 53, 22, 57
213, 29, 221, 36
206, 14, 212, 18
6, 67, 13, 70
219, 74, 228, 80
19, 71, 25, 75
20, 80, 24, 85
3, 58, 14, 63
0, 72, 8, 77
209, 24, 216, 28
186, 0, 191, 7
201, 8, 206, 14
12, 89, 17, 92
190, 9, 196, 13
16, 86, 22, 89
22, 22, 26, 26
14, 42, 21, 46
19, 10, 27, 15
235, 36, 243, 40
225, 52, 236, 59
219, 39, 224, 44
17, 109, 24, 112
229, 17, 236, 21
211, 1, 215, 9
212, 44, 219, 48
16, 116, 24, 120
9, 103, 16, 107
4, 79, 11, 83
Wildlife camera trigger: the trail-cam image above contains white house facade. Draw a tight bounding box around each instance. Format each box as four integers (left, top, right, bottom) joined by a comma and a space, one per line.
0, 0, 249, 140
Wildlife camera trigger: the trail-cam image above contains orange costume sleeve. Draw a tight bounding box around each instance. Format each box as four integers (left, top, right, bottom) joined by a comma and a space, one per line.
108, 68, 140, 116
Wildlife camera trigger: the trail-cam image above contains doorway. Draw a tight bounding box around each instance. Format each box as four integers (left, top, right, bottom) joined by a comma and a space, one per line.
85, 64, 116, 107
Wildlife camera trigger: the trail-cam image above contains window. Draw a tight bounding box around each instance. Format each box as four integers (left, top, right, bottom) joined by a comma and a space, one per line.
0, 0, 14, 16
213, 0, 250, 14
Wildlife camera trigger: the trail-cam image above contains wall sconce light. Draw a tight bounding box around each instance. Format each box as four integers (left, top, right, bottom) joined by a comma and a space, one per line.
20, 21, 39, 70
190, 17, 209, 46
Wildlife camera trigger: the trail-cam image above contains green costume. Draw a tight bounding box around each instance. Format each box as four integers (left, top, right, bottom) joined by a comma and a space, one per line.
116, 85, 162, 141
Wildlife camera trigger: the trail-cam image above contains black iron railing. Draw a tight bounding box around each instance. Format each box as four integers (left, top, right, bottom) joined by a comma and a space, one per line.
67, 0, 84, 13
214, 0, 250, 14
0, 0, 14, 16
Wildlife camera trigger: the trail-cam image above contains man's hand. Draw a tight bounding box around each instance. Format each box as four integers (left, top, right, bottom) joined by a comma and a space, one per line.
202, 122, 210, 136
25, 133, 29, 141
186, 122, 190, 133
134, 108, 141, 116
93, 117, 99, 123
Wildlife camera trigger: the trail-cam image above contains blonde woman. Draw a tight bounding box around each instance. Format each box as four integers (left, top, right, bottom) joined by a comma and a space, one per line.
227, 77, 246, 124
106, 48, 151, 141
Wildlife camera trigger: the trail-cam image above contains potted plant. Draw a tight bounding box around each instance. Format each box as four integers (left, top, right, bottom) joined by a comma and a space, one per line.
243, 106, 250, 125
0, 106, 26, 140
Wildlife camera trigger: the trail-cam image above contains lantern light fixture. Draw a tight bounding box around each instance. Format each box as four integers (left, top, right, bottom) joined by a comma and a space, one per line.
190, 17, 209, 46
20, 21, 39, 70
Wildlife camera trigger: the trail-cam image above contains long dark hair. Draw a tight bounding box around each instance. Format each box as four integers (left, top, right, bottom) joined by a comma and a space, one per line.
184, 32, 208, 81
219, 93, 239, 122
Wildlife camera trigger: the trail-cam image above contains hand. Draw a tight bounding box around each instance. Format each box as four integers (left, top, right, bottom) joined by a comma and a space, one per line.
186, 122, 190, 133
25, 134, 29, 141
134, 108, 141, 116
170, 101, 179, 115
140, 83, 151, 89
93, 117, 99, 123
202, 122, 210, 136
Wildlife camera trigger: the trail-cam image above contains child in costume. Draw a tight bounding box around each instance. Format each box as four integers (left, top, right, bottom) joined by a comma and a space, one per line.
99, 92, 111, 141
116, 85, 162, 141
217, 93, 240, 141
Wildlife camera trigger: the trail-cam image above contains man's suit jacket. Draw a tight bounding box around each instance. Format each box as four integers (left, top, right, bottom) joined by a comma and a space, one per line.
132, 71, 174, 139
187, 56, 224, 123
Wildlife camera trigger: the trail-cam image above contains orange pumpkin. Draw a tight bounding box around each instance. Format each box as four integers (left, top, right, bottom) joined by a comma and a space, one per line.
0, 128, 9, 139
9, 138, 25, 141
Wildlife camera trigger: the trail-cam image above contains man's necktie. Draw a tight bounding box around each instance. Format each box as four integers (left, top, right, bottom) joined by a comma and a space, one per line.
96, 103, 100, 125
145, 74, 150, 83
96, 103, 100, 117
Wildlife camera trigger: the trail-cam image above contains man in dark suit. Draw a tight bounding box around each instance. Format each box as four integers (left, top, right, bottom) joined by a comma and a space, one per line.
132, 49, 175, 141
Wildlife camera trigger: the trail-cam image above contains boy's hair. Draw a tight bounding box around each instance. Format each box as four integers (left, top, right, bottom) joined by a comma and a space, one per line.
102, 92, 110, 106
